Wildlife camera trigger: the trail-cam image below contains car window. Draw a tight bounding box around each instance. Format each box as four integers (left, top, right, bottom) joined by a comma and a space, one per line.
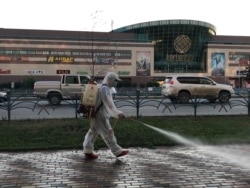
200, 78, 213, 85
177, 77, 199, 84
80, 76, 90, 84
66, 76, 78, 84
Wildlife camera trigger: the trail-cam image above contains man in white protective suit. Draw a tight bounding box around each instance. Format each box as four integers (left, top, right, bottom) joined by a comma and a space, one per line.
83, 72, 129, 159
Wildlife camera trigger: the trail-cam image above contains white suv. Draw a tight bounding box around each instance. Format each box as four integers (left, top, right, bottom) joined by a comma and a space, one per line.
161, 75, 234, 103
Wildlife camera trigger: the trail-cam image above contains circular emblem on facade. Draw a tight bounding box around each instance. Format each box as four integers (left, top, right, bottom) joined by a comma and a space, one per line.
174, 35, 191, 54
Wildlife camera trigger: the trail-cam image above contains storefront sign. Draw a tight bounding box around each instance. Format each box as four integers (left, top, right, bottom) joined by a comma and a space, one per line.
0, 69, 11, 74
236, 70, 248, 75
25, 70, 45, 75
57, 70, 70, 74
166, 54, 193, 62
118, 71, 130, 75
229, 52, 250, 66
166, 35, 193, 62
47, 56, 74, 63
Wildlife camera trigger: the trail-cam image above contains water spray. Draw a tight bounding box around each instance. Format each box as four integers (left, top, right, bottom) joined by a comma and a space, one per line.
129, 118, 250, 170
130, 118, 200, 147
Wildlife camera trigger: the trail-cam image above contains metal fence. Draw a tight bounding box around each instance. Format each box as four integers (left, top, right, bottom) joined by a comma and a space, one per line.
0, 89, 250, 121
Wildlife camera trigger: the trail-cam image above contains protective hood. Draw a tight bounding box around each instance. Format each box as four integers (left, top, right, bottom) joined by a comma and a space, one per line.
102, 72, 121, 86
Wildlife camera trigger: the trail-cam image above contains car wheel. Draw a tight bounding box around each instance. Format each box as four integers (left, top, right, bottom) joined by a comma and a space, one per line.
48, 94, 61, 105
178, 91, 190, 103
218, 91, 230, 103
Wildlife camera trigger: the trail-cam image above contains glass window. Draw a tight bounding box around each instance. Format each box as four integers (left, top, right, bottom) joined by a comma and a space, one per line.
58, 51, 64, 55
66, 76, 78, 84
80, 76, 90, 84
200, 78, 213, 85
65, 51, 71, 55
36, 51, 42, 55
29, 50, 36, 55
12, 50, 19, 54
20, 51, 27, 54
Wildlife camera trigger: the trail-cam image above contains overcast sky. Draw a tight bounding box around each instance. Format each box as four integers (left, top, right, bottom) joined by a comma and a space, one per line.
1, 0, 249, 36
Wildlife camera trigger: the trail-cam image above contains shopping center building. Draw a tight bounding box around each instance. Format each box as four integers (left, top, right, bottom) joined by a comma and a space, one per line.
1, 19, 250, 88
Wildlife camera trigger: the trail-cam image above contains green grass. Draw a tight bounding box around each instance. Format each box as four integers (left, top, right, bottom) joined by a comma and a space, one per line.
0, 116, 250, 151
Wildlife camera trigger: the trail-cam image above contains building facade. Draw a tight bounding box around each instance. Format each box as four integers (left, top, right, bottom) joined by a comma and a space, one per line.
114, 20, 216, 75
114, 19, 250, 88
1, 20, 250, 88
207, 35, 250, 88
0, 29, 154, 85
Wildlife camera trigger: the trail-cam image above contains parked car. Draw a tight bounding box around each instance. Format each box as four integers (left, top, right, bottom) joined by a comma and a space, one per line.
0, 91, 7, 103
161, 75, 234, 103
33, 74, 91, 105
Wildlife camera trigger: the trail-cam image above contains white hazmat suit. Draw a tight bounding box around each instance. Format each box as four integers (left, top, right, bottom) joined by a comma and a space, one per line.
83, 72, 128, 159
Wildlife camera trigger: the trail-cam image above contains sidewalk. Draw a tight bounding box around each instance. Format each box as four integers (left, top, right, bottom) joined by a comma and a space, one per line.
0, 145, 250, 188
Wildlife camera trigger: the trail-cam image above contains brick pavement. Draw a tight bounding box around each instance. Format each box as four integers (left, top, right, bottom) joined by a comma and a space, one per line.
0, 145, 250, 188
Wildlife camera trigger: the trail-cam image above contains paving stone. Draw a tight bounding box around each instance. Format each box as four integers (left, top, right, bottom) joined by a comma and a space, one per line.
0, 145, 250, 187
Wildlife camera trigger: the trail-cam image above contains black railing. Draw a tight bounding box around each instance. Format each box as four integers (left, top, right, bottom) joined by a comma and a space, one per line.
0, 89, 250, 121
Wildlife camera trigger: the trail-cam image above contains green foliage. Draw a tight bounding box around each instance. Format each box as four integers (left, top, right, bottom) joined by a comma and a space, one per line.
22, 76, 36, 89
0, 76, 35, 89
139, 83, 145, 88
146, 81, 160, 87
131, 83, 137, 88
0, 116, 249, 151
0, 82, 11, 89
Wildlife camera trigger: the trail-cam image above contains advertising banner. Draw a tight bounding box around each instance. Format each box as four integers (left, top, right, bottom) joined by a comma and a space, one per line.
229, 52, 250, 66
211, 53, 225, 76
136, 51, 151, 76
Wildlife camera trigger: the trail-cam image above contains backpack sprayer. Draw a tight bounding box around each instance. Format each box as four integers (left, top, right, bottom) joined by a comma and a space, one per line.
78, 81, 99, 119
